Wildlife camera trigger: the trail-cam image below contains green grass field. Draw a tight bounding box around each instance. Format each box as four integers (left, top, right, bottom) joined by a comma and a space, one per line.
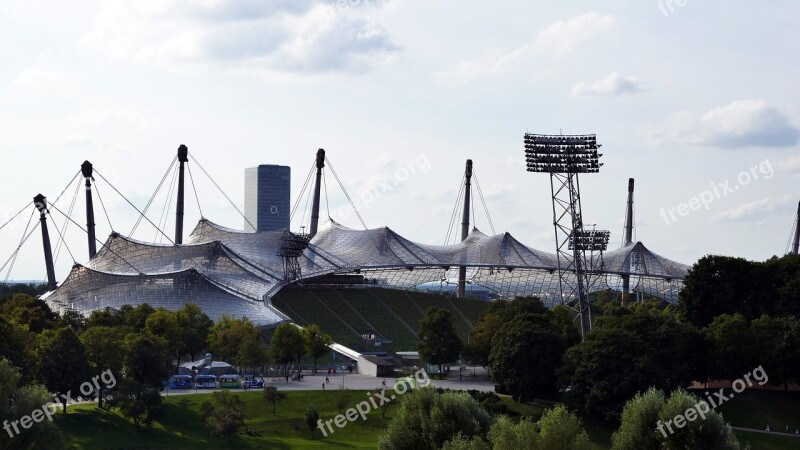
57, 391, 389, 449
55, 388, 800, 449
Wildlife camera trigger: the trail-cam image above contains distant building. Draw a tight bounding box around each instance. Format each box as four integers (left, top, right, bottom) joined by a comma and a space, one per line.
244, 165, 291, 232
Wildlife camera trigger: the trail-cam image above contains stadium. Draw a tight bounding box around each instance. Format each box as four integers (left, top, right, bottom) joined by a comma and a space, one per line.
32, 142, 688, 333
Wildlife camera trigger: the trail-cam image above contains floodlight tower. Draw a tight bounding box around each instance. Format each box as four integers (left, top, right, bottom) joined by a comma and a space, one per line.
279, 231, 311, 282
524, 133, 603, 337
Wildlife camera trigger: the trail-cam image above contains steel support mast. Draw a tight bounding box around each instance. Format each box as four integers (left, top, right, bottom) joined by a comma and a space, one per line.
309, 149, 325, 237
34, 194, 58, 291
82, 161, 97, 259
457, 159, 473, 298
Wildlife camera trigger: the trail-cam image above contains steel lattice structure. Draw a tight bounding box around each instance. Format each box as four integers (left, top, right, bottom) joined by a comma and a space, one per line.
525, 133, 603, 336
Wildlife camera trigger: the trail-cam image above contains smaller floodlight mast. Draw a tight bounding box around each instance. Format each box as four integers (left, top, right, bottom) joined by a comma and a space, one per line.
524, 133, 603, 338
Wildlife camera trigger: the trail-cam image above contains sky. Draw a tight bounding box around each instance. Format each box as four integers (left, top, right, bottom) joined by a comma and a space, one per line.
1, 0, 799, 281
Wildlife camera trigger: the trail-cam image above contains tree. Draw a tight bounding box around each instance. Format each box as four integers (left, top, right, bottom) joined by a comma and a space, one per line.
107, 378, 163, 428
36, 327, 89, 413
80, 326, 125, 408
0, 359, 65, 449
378, 388, 493, 450
0, 294, 58, 333
270, 322, 305, 378
177, 303, 212, 362
489, 313, 566, 402
123, 332, 171, 389
145, 308, 183, 373
302, 324, 332, 373
447, 407, 594, 450
559, 312, 704, 419
679, 255, 771, 326
201, 390, 246, 437
207, 315, 259, 362
305, 405, 320, 437
612, 388, 740, 450
417, 307, 463, 379
58, 309, 87, 334
121, 304, 156, 331
0, 316, 36, 380
465, 311, 504, 369
703, 314, 757, 385
236, 333, 270, 374
263, 385, 288, 415
86, 308, 124, 328
751, 315, 800, 391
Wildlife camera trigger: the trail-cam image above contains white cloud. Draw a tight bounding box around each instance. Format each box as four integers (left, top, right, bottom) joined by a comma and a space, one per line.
715, 196, 794, 222
434, 12, 615, 86
774, 156, 800, 173
81, 0, 397, 78
8, 52, 82, 95
570, 72, 644, 98
645, 100, 800, 148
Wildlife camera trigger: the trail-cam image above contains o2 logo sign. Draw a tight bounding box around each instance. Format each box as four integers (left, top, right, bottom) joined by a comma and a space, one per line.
270, 206, 279, 215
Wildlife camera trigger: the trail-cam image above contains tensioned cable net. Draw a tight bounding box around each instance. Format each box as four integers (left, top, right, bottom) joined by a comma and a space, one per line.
33, 150, 693, 328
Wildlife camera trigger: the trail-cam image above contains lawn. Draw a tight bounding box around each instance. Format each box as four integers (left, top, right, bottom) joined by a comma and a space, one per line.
55, 388, 800, 449
56, 390, 390, 449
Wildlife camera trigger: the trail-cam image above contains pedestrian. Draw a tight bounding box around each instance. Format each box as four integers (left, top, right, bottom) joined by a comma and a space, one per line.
786, 425, 789, 433
322, 382, 325, 390
766, 425, 770, 432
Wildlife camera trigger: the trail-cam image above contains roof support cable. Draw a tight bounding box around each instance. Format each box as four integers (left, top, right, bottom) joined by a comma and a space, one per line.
444, 175, 465, 245
325, 157, 368, 230
54, 176, 81, 265
0, 201, 33, 235
291, 160, 317, 224
186, 163, 204, 219
47, 201, 142, 274
130, 157, 176, 235
46, 207, 76, 264
473, 172, 496, 235
156, 165, 179, 243
95, 169, 174, 245
2, 209, 37, 283
93, 182, 114, 231
191, 154, 256, 232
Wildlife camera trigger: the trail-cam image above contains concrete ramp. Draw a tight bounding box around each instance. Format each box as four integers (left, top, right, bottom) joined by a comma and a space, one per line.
328, 342, 361, 361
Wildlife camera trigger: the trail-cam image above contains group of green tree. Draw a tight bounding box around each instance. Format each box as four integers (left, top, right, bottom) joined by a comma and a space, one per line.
398, 253, 800, 448
377, 386, 741, 449
0, 286, 332, 448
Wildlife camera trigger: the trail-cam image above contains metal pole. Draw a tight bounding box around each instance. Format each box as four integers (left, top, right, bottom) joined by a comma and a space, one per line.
309, 149, 325, 237
793, 201, 800, 255
175, 145, 188, 245
34, 194, 57, 291
82, 161, 97, 259
457, 160, 473, 298
622, 178, 634, 307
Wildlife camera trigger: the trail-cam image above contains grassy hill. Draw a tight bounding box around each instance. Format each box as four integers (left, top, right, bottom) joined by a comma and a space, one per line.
54, 389, 800, 449
271, 287, 489, 352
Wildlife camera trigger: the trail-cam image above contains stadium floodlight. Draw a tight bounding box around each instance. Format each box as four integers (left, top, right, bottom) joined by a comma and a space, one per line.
523, 133, 604, 338
569, 229, 611, 252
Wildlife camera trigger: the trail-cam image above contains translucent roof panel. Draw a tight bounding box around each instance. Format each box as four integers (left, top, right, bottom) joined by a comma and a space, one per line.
44, 265, 288, 326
